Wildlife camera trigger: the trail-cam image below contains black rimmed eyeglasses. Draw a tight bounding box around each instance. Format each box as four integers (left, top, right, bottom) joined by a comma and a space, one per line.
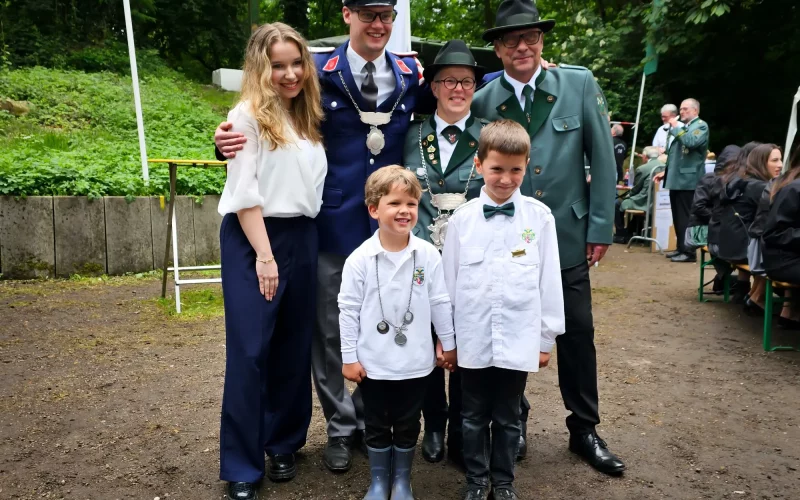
434, 77, 477, 90
498, 30, 543, 48
351, 9, 397, 24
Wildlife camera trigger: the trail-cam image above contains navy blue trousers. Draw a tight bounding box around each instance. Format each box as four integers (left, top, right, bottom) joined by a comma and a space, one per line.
219, 214, 317, 483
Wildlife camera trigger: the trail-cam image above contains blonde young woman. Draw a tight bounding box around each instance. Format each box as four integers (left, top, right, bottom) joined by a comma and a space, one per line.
216, 23, 326, 500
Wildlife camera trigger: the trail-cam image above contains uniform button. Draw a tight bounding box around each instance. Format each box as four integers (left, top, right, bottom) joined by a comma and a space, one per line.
401, 104, 406, 110
370, 158, 375, 165
331, 101, 337, 108
534, 167, 542, 174
535, 189, 543, 197
438, 179, 444, 186
563, 123, 568, 129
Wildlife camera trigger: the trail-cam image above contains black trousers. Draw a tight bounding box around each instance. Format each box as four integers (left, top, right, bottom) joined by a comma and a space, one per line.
461, 367, 528, 489
360, 376, 428, 449
670, 190, 695, 254
613, 199, 627, 237
557, 262, 600, 435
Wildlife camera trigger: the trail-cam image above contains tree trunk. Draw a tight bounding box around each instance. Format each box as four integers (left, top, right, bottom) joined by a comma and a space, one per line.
484, 0, 493, 30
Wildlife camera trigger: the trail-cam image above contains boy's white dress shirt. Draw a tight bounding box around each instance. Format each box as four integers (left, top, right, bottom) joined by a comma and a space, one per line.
339, 231, 456, 380
441, 188, 565, 373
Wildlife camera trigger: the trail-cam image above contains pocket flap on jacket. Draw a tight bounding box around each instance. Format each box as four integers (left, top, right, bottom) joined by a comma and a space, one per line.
322, 187, 343, 208
459, 247, 484, 265
552, 115, 581, 132
571, 198, 589, 219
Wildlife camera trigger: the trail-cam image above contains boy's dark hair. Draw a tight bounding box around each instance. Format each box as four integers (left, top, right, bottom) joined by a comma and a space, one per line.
477, 119, 531, 161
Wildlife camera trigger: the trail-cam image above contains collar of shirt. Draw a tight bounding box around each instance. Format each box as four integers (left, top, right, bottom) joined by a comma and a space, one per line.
346, 44, 389, 78
364, 229, 423, 260
479, 187, 523, 213
433, 111, 471, 135
503, 65, 542, 107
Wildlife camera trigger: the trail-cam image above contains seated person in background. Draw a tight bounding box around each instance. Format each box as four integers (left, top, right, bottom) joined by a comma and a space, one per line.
717, 144, 778, 303
613, 147, 663, 244
762, 145, 800, 329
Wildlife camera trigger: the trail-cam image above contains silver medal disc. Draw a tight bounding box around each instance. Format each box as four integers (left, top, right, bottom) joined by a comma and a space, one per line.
377, 321, 390, 334
403, 311, 414, 325
394, 332, 407, 346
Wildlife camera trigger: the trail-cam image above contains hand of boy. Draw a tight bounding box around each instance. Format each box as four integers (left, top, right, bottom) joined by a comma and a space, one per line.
539, 352, 551, 368
342, 362, 367, 383
435, 339, 457, 372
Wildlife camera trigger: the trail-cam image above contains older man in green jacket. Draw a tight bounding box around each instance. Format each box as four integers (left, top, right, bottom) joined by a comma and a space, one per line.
613, 147, 665, 243
653, 98, 710, 263
470, 0, 624, 485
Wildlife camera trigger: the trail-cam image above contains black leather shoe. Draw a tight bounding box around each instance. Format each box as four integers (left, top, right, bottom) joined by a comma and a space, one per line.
671, 253, 696, 263
421, 430, 445, 463
492, 487, 519, 500
613, 235, 629, 244
516, 420, 528, 461
227, 482, 258, 500
323, 436, 352, 472
665, 250, 681, 258
778, 316, 800, 330
569, 432, 626, 475
267, 453, 296, 482
463, 486, 489, 500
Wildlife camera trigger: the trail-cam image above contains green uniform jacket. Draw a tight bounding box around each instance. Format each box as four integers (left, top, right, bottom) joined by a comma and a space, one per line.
620, 159, 664, 212
664, 117, 709, 191
471, 66, 616, 269
404, 115, 485, 244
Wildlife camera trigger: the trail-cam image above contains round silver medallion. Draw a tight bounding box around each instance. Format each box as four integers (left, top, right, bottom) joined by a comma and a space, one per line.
403, 311, 414, 325
377, 321, 390, 334
394, 332, 407, 346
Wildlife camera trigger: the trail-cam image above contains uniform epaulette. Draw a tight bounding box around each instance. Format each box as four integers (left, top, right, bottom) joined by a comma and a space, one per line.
478, 118, 491, 125
557, 63, 588, 71
308, 46, 335, 54
411, 114, 428, 124
389, 50, 419, 57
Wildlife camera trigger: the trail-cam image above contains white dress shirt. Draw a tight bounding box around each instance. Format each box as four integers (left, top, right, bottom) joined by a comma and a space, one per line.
441, 188, 565, 373
339, 231, 456, 380
217, 102, 327, 217
433, 111, 471, 172
652, 125, 669, 149
504, 65, 542, 111
346, 45, 396, 107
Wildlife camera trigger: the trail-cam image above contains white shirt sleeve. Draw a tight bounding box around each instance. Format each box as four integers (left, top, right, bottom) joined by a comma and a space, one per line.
441, 219, 461, 314
218, 105, 264, 214
427, 254, 456, 351
537, 213, 566, 353
338, 256, 365, 365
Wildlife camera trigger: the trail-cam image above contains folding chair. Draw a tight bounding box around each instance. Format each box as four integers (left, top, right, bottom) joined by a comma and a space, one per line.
627, 165, 666, 252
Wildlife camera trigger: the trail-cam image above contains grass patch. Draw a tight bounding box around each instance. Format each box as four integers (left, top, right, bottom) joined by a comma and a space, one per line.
156, 288, 224, 320
592, 286, 626, 303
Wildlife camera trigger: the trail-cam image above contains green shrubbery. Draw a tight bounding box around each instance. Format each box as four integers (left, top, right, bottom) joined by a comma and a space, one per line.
0, 66, 236, 199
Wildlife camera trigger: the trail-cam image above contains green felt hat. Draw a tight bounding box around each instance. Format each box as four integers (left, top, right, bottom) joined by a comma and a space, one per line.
482, 0, 555, 43
422, 40, 487, 84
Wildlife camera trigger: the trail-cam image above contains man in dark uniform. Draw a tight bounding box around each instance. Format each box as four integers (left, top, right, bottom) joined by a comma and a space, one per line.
214, 0, 423, 475
471, 0, 626, 478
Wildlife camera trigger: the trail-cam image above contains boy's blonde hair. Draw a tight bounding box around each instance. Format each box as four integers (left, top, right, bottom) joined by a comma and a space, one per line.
364, 165, 422, 207
477, 119, 531, 161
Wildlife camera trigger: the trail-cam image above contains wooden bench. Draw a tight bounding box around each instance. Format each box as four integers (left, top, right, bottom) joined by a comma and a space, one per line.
763, 279, 800, 352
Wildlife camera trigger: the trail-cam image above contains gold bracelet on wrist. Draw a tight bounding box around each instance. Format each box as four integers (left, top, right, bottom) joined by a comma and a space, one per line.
255, 256, 275, 265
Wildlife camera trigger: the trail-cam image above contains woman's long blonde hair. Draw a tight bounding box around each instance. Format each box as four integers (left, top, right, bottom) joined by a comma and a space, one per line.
239, 22, 323, 149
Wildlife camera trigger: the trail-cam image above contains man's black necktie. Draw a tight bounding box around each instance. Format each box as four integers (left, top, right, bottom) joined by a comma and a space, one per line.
361, 61, 378, 111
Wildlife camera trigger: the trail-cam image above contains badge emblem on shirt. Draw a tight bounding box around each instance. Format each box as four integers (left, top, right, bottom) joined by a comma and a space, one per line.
446, 133, 458, 144
413, 267, 425, 285
521, 229, 536, 243
596, 94, 607, 116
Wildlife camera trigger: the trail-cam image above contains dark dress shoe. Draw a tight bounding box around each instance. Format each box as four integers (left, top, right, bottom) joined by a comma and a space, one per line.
492, 487, 519, 500
665, 250, 681, 258
228, 482, 258, 500
323, 436, 352, 472
778, 316, 800, 330
267, 453, 296, 482
671, 253, 696, 263
463, 486, 488, 500
569, 432, 626, 475
516, 419, 528, 460
421, 430, 445, 462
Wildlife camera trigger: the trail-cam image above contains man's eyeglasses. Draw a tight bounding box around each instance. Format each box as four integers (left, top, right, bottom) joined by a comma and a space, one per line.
351, 9, 397, 24
497, 30, 543, 48
434, 77, 476, 90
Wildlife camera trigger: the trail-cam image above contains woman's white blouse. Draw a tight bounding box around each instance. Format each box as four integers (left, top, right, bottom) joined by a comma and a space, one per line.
217, 102, 327, 218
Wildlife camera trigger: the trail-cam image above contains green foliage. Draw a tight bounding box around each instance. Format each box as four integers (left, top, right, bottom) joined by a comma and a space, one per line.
0, 67, 234, 198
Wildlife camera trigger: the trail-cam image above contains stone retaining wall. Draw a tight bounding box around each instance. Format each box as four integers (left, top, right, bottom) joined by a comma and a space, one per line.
0, 196, 222, 279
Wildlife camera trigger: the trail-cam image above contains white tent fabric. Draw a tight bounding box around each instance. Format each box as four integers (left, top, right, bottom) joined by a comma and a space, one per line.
387, 0, 412, 53
784, 86, 799, 173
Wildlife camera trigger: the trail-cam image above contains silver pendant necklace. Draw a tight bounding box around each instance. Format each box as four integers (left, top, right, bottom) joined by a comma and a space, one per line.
418, 121, 478, 250
375, 250, 415, 346
338, 71, 406, 156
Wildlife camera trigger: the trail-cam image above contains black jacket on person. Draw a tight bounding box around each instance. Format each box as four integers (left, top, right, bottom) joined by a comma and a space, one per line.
701, 145, 740, 247
688, 173, 717, 226
762, 179, 800, 282
747, 178, 776, 239
716, 176, 767, 263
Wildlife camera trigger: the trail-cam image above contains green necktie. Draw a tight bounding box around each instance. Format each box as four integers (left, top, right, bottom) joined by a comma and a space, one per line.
522, 84, 533, 124
441, 125, 462, 145
483, 202, 515, 219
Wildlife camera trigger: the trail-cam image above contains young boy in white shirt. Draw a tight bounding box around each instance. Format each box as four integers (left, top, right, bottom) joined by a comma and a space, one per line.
339, 166, 457, 500
441, 120, 566, 500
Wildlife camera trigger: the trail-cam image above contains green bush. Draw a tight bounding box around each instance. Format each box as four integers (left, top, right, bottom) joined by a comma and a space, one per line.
0, 67, 238, 199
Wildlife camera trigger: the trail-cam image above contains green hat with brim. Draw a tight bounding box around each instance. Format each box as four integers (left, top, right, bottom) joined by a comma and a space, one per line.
422, 40, 487, 84
481, 0, 556, 43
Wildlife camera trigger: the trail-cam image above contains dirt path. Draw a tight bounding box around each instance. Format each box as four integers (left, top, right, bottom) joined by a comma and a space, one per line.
1, 246, 799, 499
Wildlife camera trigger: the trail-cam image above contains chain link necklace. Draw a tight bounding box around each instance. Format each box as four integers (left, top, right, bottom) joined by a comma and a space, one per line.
417, 121, 477, 250
338, 71, 406, 156
375, 250, 415, 346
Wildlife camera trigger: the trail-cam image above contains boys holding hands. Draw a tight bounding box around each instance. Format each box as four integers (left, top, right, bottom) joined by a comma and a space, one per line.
339, 166, 457, 500
442, 120, 565, 500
